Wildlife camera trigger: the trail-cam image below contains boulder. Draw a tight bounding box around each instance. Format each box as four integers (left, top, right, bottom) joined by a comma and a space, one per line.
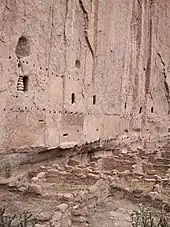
63, 193, 74, 201
56, 203, 68, 213
51, 211, 62, 222
28, 183, 42, 195
36, 172, 46, 179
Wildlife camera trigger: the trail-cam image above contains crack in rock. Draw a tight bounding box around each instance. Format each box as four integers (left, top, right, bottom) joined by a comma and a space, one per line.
79, 0, 94, 59
157, 52, 170, 114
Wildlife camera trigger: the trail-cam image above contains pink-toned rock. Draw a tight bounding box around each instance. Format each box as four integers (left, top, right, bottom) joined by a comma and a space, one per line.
52, 164, 60, 169
56, 203, 68, 213
65, 165, 73, 171
58, 166, 64, 171
132, 163, 144, 175
80, 174, 87, 179
47, 168, 59, 174
63, 193, 74, 201
42, 192, 51, 199
55, 193, 63, 201
86, 168, 93, 173
41, 178, 46, 182
89, 162, 97, 168
154, 175, 162, 181
68, 159, 80, 166
8, 174, 26, 188
88, 184, 99, 194
18, 186, 27, 192
77, 164, 86, 168
28, 183, 42, 195
52, 211, 62, 221
112, 169, 119, 175
79, 190, 86, 199
31, 177, 39, 183
147, 169, 157, 175
36, 172, 46, 179
40, 166, 46, 170
149, 192, 162, 201
35, 224, 47, 227
60, 171, 69, 176
71, 209, 83, 216
153, 183, 162, 194
66, 219, 72, 227
92, 170, 100, 175
38, 211, 53, 221
107, 176, 115, 182
87, 173, 100, 180
71, 215, 87, 223
72, 167, 82, 174
51, 211, 62, 226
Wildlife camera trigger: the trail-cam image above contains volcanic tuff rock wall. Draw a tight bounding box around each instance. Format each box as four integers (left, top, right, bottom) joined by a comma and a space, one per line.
0, 0, 170, 152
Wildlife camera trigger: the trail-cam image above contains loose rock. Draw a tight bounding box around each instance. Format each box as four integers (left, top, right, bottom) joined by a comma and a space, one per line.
63, 193, 74, 201
56, 203, 68, 213
51, 211, 62, 222
28, 183, 42, 195
36, 172, 46, 179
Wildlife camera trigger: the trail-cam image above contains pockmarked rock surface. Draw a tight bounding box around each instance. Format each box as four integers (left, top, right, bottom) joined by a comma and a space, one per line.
0, 1, 170, 226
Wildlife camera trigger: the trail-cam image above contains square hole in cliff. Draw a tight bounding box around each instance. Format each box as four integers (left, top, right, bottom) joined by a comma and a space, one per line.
23, 76, 29, 91
75, 60, 80, 68
93, 95, 96, 105
71, 93, 75, 104
139, 107, 142, 114
63, 133, 68, 137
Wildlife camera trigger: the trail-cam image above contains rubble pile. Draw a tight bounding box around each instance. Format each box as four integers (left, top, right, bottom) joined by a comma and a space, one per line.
1, 146, 169, 226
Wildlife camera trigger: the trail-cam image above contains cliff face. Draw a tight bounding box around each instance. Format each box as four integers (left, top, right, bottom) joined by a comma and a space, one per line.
0, 0, 169, 153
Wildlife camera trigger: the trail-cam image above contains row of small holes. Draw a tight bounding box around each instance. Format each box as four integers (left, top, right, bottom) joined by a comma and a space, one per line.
62, 128, 98, 137
2, 108, 98, 115
9, 57, 90, 86
9, 57, 81, 71
2, 109, 121, 118
3, 108, 82, 113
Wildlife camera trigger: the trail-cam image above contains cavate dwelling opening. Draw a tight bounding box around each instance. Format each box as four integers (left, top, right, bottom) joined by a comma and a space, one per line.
151, 107, 153, 113
139, 107, 142, 114
71, 93, 75, 104
15, 36, 30, 58
63, 133, 68, 137
17, 76, 28, 92
75, 60, 81, 68
93, 95, 96, 105
124, 102, 127, 110
23, 76, 29, 91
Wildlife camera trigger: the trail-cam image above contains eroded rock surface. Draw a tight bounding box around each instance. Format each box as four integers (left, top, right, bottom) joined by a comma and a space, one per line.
0, 0, 170, 156
0, 1, 170, 226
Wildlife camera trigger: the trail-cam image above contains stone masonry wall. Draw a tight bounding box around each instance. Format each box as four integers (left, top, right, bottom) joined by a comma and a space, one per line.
0, 0, 170, 153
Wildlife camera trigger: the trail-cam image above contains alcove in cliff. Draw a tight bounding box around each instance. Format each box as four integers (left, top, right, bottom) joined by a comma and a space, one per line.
15, 36, 30, 58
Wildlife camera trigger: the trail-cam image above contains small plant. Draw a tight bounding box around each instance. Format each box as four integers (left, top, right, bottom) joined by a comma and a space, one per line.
0, 208, 37, 227
130, 204, 170, 227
